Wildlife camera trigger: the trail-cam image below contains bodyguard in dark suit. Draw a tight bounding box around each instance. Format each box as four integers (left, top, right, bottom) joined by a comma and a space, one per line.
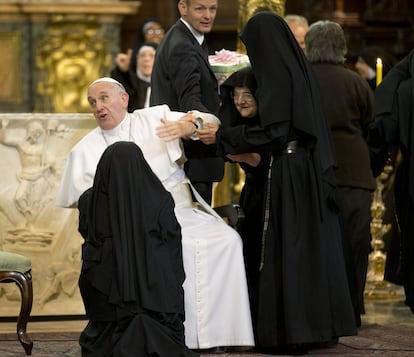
150, 0, 223, 204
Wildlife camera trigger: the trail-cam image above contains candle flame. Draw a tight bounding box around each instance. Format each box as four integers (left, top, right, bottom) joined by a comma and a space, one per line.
376, 58, 383, 87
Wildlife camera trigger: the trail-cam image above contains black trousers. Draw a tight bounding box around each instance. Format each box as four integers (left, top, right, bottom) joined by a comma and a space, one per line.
192, 181, 213, 205
336, 187, 372, 315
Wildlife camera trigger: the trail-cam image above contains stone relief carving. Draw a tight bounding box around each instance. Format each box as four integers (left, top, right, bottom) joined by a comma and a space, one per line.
0, 113, 96, 316
1, 119, 59, 242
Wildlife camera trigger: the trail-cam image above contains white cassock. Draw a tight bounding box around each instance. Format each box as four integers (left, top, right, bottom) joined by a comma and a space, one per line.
56, 104, 255, 349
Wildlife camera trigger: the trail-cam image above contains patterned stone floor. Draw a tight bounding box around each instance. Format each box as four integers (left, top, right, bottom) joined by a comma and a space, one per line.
0, 284, 413, 356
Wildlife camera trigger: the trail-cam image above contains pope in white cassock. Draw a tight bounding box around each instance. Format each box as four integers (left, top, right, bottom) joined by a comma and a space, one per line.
56, 77, 254, 351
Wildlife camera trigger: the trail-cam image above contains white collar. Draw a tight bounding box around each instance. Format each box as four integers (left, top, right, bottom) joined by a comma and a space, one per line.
101, 113, 130, 139
137, 70, 151, 83
180, 18, 204, 45
367, 66, 376, 80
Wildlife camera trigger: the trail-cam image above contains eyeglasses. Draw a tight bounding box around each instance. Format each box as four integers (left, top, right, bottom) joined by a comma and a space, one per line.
232, 92, 254, 101
145, 29, 164, 35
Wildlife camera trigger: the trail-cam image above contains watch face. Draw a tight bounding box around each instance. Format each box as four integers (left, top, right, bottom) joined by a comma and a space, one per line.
196, 117, 204, 129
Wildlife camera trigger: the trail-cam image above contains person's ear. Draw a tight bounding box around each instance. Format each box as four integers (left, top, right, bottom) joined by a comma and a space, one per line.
178, 1, 187, 17
121, 91, 129, 105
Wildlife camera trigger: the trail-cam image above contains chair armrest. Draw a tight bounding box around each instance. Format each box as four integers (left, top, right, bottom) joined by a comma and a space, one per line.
213, 204, 245, 228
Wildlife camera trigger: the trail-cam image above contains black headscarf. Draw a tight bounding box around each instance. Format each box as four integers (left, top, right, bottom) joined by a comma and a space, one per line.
222, 65, 257, 92
240, 11, 337, 178
79, 141, 185, 314
219, 66, 257, 128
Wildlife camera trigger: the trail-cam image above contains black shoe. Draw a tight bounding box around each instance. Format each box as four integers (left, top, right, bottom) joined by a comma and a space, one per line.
281, 344, 308, 355
210, 347, 226, 354
191, 346, 226, 354
255, 344, 309, 355
309, 337, 339, 349
225, 346, 254, 352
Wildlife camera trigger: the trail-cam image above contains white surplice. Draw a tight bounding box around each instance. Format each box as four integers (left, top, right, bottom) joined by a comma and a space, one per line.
56, 104, 254, 349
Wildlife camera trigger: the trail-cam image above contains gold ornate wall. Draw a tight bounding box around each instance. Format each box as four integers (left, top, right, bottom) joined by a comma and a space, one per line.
237, 0, 286, 52
34, 15, 113, 113
0, 1, 141, 113
0, 32, 22, 105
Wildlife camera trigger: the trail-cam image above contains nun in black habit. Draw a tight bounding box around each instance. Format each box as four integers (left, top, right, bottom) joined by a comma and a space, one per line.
218, 67, 269, 325
367, 50, 414, 314
200, 11, 357, 352
110, 42, 158, 112
77, 141, 198, 357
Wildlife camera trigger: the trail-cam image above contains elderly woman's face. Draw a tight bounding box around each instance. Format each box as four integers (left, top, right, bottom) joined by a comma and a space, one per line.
233, 86, 258, 118
143, 22, 165, 44
136, 47, 156, 77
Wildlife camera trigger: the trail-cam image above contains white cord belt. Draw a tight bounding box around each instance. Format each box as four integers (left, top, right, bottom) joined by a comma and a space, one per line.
169, 183, 193, 209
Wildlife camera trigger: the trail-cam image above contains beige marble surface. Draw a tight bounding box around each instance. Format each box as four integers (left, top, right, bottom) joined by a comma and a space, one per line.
0, 113, 96, 317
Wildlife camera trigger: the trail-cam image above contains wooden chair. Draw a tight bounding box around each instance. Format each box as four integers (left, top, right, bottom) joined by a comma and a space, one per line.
214, 204, 245, 229
0, 251, 33, 355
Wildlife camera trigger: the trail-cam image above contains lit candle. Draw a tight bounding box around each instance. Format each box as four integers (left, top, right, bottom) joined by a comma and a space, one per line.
376, 58, 383, 87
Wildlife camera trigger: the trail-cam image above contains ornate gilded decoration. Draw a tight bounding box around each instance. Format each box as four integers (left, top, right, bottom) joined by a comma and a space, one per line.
0, 31, 21, 104
237, 0, 286, 52
365, 160, 403, 299
35, 15, 112, 113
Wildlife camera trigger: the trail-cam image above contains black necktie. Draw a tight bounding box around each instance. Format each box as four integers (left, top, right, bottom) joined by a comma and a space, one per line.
201, 40, 209, 56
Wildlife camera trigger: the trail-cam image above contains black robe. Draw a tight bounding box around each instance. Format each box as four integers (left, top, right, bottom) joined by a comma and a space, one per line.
77, 141, 198, 356
218, 67, 269, 324
216, 11, 357, 347
110, 65, 150, 112
367, 50, 414, 314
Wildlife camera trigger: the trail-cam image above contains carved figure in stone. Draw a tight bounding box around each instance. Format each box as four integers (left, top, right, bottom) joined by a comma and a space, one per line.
38, 246, 81, 307
0, 119, 58, 242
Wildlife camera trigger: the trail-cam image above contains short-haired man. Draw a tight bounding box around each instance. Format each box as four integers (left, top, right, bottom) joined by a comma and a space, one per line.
284, 14, 309, 50
150, 0, 223, 205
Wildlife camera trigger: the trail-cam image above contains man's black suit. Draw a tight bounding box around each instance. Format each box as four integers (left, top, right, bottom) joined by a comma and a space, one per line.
150, 19, 224, 204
